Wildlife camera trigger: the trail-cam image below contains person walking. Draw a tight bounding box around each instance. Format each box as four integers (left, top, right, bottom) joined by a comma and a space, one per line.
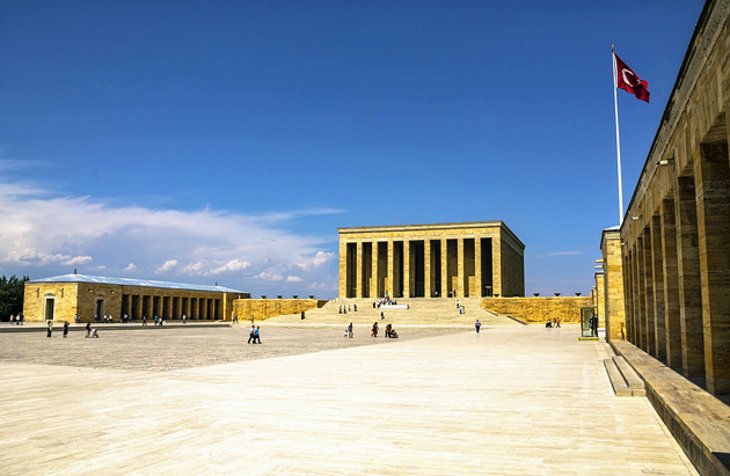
475, 319, 481, 334
46, 319, 53, 338
556, 317, 561, 328
85, 322, 92, 338
254, 326, 261, 344
182, 314, 187, 324
248, 324, 256, 344
371, 322, 378, 337
63, 321, 69, 338
142, 315, 148, 327
347, 322, 353, 339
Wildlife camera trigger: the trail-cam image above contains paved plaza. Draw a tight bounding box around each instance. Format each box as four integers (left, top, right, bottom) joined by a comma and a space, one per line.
0, 324, 696, 475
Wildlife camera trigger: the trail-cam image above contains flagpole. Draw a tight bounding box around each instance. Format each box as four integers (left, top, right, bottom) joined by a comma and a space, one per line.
611, 43, 624, 224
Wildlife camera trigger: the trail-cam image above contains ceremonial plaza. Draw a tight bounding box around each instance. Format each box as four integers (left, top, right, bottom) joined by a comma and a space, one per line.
2, 1, 730, 475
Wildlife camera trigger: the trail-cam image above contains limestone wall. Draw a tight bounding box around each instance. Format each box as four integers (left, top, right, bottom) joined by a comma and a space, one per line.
233, 299, 325, 321
24, 283, 80, 322
481, 296, 593, 324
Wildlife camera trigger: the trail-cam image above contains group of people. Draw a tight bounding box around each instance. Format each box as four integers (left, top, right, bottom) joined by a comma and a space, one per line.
373, 297, 397, 308
44, 320, 98, 338
8, 313, 24, 325
338, 304, 357, 314
247, 324, 262, 344
366, 321, 399, 338
545, 317, 562, 328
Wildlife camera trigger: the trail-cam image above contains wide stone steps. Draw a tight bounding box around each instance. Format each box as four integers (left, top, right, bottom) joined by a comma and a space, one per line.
266, 298, 520, 326
603, 355, 646, 397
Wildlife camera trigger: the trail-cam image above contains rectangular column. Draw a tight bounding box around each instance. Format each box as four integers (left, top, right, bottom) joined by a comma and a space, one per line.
457, 238, 465, 298
634, 241, 645, 350
650, 215, 666, 362
355, 241, 363, 298
424, 239, 432, 298
338, 240, 347, 298
370, 242, 378, 299
387, 240, 394, 297
661, 198, 682, 370
675, 175, 705, 381
492, 237, 502, 297
694, 142, 730, 395
474, 236, 482, 300
441, 238, 448, 298
403, 239, 411, 299
642, 227, 656, 356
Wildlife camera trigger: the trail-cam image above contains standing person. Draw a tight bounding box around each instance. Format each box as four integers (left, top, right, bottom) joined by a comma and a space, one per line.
380, 311, 384, 320
371, 322, 378, 337
591, 316, 598, 337
248, 324, 256, 344
142, 315, 148, 327
300, 311, 305, 320
85, 322, 92, 337
63, 321, 69, 338
182, 314, 187, 324
347, 322, 353, 339
556, 317, 561, 328
9, 314, 14, 325
19, 313, 24, 326
254, 326, 261, 344
475, 319, 481, 334
46, 320, 53, 338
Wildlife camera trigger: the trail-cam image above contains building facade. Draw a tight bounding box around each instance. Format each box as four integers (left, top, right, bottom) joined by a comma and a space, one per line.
618, 0, 730, 397
338, 221, 524, 299
23, 273, 249, 323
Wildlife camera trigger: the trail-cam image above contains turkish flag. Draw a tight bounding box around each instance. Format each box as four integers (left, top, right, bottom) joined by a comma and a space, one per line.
614, 53, 650, 102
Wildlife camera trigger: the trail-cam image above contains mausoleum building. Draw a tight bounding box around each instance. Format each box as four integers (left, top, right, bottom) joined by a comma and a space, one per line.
338, 221, 524, 299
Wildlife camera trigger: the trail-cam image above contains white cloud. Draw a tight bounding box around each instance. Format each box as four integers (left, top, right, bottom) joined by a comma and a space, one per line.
0, 170, 339, 295
208, 259, 250, 275
63, 255, 92, 265
156, 259, 179, 273
536, 250, 581, 258
256, 272, 284, 282
286, 275, 303, 283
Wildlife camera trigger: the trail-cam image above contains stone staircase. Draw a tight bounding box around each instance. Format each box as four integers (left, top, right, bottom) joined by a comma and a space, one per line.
603, 355, 646, 397
265, 297, 520, 326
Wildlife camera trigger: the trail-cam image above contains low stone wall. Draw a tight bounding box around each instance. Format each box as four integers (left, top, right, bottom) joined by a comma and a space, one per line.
232, 299, 325, 321
481, 296, 592, 324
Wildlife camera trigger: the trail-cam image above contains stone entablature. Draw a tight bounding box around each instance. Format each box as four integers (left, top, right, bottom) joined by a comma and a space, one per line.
24, 274, 249, 323
338, 221, 525, 299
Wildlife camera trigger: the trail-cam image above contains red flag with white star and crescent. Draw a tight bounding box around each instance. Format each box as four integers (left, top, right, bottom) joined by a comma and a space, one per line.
614, 53, 650, 102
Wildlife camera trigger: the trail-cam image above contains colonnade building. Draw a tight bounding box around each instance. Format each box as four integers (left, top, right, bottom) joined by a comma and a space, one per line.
338, 221, 525, 299
615, 0, 730, 398
23, 273, 249, 322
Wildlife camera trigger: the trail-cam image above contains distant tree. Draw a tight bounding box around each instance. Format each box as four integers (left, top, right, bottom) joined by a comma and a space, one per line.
0, 275, 30, 321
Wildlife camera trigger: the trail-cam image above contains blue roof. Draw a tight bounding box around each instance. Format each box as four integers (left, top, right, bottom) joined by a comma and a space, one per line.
28, 273, 247, 294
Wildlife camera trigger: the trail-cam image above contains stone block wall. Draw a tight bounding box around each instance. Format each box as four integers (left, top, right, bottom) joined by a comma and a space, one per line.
481, 296, 593, 323
233, 299, 325, 321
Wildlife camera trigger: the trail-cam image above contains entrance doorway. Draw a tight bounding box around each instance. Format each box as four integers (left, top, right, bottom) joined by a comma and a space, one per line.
95, 299, 104, 320
44, 297, 55, 321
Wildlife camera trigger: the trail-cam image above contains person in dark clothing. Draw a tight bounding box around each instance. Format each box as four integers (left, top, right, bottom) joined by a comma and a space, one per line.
46, 320, 53, 338
254, 326, 261, 344
475, 319, 481, 334
63, 321, 69, 338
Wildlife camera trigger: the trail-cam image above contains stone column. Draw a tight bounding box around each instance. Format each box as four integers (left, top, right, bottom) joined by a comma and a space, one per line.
642, 228, 656, 356
650, 215, 667, 362
370, 242, 378, 299
440, 238, 448, 298
338, 239, 347, 298
355, 241, 363, 299
694, 142, 730, 395
457, 238, 465, 298
675, 175, 705, 380
424, 239, 432, 298
475, 236, 483, 298
634, 240, 646, 350
492, 237, 502, 297
387, 239, 394, 298
660, 198, 682, 370
403, 239, 411, 299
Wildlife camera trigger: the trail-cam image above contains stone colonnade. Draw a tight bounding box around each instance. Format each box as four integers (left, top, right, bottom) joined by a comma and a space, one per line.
618, 2, 730, 397
338, 222, 525, 299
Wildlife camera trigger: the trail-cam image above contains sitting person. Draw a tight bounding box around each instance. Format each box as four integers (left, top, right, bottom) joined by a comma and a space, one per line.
545, 320, 552, 328
389, 327, 399, 339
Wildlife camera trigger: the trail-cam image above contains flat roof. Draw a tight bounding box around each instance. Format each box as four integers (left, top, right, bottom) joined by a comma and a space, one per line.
338, 221, 524, 249
27, 273, 247, 294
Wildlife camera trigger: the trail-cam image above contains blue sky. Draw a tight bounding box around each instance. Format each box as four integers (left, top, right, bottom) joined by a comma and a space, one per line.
0, 1, 703, 297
